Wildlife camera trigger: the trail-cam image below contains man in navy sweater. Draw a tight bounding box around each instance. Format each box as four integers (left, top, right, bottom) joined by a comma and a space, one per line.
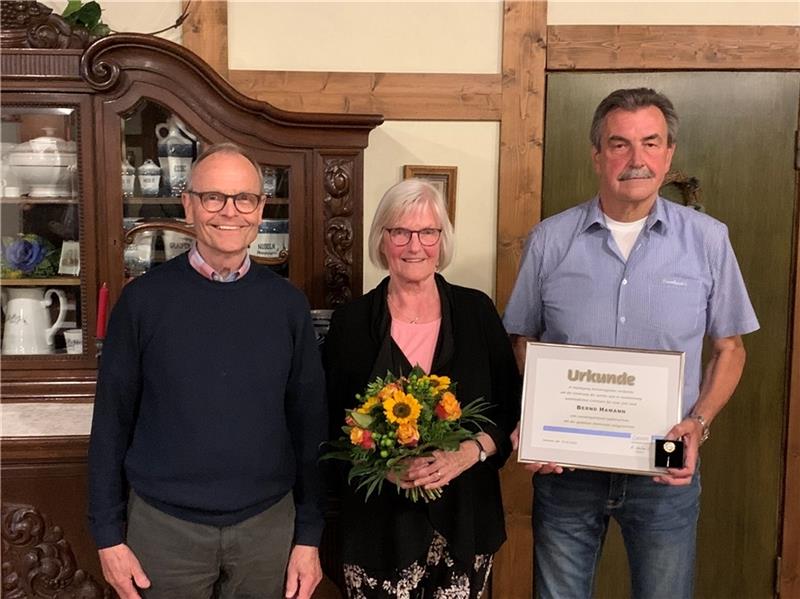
88, 143, 327, 599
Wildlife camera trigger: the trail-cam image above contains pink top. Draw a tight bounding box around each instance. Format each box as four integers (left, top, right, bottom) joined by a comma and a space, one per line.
391, 318, 442, 374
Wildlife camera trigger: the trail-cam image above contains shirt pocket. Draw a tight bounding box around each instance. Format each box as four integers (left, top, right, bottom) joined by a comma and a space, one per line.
647, 278, 705, 334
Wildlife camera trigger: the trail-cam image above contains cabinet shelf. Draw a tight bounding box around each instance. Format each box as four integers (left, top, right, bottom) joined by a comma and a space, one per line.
0, 277, 81, 286
1, 196, 79, 204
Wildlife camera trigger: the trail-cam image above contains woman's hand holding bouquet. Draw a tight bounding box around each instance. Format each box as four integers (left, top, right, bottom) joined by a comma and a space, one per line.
322, 367, 492, 502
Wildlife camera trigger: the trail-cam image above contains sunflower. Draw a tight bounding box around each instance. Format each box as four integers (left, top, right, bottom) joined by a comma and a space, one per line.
428, 375, 451, 392
383, 389, 422, 425
357, 395, 380, 414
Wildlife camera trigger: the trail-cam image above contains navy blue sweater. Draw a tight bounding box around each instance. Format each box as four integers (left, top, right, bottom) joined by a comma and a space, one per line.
88, 254, 327, 549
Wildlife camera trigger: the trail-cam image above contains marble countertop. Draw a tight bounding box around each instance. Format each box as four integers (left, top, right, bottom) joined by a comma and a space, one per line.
1, 403, 93, 437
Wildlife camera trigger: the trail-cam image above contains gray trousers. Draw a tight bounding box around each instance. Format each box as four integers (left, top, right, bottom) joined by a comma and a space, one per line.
127, 491, 295, 599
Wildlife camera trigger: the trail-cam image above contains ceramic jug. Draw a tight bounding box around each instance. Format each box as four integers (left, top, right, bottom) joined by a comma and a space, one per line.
155, 116, 195, 196
136, 158, 161, 197
121, 158, 136, 197
1, 287, 67, 354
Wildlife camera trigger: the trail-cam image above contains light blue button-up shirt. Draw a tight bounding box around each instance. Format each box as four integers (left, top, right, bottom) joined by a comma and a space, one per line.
503, 196, 759, 413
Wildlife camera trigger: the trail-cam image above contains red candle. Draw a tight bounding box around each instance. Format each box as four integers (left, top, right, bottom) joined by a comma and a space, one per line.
96, 283, 109, 339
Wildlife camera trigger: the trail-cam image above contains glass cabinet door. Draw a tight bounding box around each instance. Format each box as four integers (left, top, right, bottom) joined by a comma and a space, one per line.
121, 101, 191, 279
0, 106, 85, 357
252, 165, 290, 278
120, 101, 291, 279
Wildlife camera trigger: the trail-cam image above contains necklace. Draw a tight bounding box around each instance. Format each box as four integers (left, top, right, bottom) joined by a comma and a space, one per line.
387, 293, 421, 324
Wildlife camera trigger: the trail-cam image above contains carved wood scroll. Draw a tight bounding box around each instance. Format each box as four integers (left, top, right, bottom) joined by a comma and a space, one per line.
1, 503, 110, 598
0, 0, 95, 49
323, 157, 356, 307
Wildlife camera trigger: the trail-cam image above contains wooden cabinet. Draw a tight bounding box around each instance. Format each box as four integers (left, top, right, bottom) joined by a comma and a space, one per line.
1, 2, 381, 596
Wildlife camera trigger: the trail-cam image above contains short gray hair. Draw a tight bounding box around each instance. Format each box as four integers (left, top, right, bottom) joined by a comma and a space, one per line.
367, 178, 455, 271
590, 88, 678, 150
185, 141, 264, 191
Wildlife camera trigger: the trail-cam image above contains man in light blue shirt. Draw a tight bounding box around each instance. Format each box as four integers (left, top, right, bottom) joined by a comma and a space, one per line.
503, 88, 759, 599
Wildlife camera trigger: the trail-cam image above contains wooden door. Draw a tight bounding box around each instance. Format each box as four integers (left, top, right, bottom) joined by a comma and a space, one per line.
541, 72, 800, 599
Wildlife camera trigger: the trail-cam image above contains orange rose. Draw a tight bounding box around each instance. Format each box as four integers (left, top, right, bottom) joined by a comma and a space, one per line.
434, 391, 462, 421
378, 383, 400, 400
350, 427, 375, 450
397, 423, 420, 447
349, 427, 364, 445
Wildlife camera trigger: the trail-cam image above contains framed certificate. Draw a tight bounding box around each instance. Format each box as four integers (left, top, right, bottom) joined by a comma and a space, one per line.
518, 342, 685, 475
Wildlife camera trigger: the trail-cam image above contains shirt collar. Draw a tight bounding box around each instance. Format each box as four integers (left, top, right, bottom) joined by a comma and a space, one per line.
188, 242, 251, 282
581, 195, 668, 234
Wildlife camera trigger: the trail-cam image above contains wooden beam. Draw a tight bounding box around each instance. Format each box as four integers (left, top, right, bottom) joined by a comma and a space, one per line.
495, 1, 546, 312
492, 3, 547, 598
548, 25, 800, 70
227, 70, 501, 121
182, 0, 229, 79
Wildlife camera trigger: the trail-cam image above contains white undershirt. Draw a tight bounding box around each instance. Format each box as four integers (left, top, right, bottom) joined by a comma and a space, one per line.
604, 214, 647, 261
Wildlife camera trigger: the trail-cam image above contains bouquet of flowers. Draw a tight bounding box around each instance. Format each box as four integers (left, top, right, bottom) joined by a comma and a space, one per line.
322, 367, 493, 502
1, 234, 59, 279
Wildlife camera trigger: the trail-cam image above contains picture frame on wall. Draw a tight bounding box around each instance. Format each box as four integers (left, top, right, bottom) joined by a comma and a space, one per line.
403, 165, 458, 226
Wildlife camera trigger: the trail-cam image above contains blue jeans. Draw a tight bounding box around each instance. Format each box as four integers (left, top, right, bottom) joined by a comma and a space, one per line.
533, 468, 701, 599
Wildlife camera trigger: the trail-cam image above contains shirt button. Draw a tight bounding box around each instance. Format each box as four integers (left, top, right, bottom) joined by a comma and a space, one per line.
622, 279, 628, 285
620, 316, 627, 324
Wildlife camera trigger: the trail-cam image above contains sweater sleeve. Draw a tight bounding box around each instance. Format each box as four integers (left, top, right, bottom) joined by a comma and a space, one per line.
87, 290, 142, 549
285, 296, 328, 546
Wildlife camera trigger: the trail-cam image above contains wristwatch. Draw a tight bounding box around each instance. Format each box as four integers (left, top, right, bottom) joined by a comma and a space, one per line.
470, 438, 488, 462
690, 413, 710, 444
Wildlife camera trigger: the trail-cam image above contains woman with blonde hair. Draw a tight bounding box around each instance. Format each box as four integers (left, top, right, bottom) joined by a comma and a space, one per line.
324, 178, 520, 598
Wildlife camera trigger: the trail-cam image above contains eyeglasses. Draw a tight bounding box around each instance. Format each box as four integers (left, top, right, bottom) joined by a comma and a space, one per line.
187, 191, 264, 214
384, 227, 442, 247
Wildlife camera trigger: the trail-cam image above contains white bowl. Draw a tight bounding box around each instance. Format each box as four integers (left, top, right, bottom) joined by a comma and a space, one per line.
12, 129, 77, 155
11, 164, 74, 197
8, 152, 77, 167
26, 137, 76, 154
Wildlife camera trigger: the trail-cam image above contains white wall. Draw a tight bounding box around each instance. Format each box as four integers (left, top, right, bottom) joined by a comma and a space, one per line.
228, 1, 502, 73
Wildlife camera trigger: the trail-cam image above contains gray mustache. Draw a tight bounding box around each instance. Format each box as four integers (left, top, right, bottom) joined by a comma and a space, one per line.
618, 167, 655, 181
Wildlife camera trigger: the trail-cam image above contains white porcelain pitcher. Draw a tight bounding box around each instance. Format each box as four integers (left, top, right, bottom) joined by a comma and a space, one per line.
1, 287, 67, 354
156, 116, 195, 196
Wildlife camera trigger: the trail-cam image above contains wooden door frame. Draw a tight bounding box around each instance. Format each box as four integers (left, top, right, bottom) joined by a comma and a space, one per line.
180, 4, 800, 596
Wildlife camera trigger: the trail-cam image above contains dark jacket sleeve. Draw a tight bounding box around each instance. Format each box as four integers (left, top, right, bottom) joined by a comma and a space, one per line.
87, 290, 142, 549
321, 310, 342, 434
285, 294, 329, 546
474, 292, 522, 469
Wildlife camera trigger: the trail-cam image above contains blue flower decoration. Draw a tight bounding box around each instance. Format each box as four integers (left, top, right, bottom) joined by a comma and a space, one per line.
1, 235, 59, 278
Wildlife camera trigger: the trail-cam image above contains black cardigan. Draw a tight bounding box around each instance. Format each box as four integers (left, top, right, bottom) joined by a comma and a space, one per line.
322, 274, 521, 572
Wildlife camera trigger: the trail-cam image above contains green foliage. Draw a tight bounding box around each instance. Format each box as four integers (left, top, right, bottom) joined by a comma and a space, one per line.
61, 1, 110, 38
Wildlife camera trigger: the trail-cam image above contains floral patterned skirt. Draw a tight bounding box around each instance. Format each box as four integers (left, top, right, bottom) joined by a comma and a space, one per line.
342, 531, 493, 599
